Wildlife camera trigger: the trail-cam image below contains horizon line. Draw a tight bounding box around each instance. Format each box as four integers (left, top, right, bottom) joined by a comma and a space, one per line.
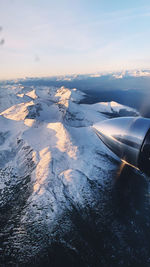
1, 68, 150, 82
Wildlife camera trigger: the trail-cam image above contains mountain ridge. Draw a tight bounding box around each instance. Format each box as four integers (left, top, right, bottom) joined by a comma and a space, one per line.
0, 84, 139, 264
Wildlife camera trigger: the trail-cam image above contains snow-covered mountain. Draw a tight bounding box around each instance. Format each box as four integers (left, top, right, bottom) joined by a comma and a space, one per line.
0, 83, 139, 265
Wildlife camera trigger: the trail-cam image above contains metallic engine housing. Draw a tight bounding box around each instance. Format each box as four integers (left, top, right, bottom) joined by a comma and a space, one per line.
93, 117, 150, 169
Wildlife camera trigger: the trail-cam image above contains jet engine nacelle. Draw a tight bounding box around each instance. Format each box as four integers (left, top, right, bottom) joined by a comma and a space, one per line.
93, 117, 150, 175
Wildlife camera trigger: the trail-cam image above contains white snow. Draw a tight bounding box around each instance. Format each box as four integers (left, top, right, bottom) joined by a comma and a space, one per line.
0, 83, 139, 258
25, 89, 38, 99
81, 100, 137, 114
0, 101, 34, 121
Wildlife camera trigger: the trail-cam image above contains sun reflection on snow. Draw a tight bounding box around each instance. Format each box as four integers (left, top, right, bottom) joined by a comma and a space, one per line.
0, 101, 34, 121
24, 119, 35, 127
17, 93, 24, 98
47, 122, 77, 159
25, 90, 37, 99
33, 147, 51, 194
55, 87, 71, 108
62, 169, 72, 182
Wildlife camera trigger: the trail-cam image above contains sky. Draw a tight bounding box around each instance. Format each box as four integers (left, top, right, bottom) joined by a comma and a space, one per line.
0, 0, 150, 79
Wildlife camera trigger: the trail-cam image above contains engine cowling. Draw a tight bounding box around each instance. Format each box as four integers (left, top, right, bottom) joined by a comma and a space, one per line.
93, 117, 150, 175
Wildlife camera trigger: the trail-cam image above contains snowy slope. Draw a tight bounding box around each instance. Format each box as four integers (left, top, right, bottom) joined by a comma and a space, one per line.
0, 83, 139, 264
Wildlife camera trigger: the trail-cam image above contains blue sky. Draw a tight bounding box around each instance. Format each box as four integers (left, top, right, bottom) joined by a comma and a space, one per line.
0, 0, 150, 79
